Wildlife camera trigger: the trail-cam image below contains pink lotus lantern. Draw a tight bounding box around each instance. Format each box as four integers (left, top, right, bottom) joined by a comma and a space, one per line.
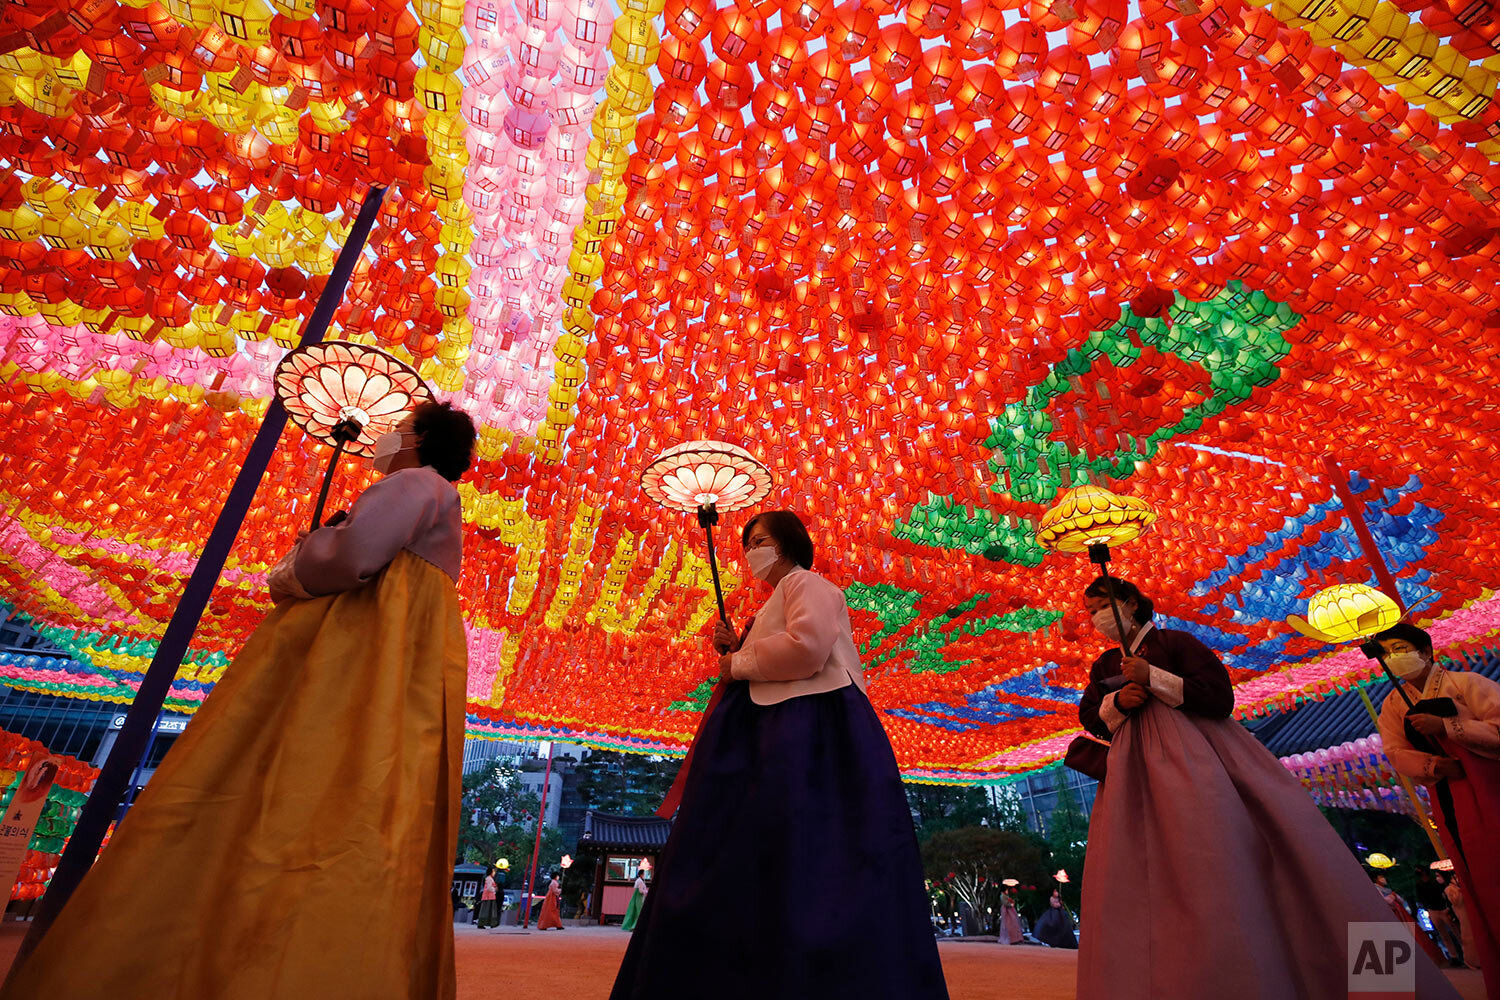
273, 340, 433, 529
640, 440, 772, 624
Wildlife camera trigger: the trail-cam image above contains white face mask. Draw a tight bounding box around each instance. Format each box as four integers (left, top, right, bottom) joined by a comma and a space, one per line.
372, 431, 411, 474
746, 545, 781, 581
1091, 608, 1124, 641
1386, 650, 1429, 679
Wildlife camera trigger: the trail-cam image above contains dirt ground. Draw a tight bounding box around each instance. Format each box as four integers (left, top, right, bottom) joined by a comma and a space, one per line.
0, 921, 1486, 998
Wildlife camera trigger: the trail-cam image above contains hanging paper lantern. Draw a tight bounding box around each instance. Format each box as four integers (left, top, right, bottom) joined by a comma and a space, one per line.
1035, 485, 1158, 554
1287, 584, 1403, 645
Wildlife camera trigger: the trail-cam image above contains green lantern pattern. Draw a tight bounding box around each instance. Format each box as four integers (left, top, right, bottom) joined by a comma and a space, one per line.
991, 282, 1299, 505
890, 283, 1300, 566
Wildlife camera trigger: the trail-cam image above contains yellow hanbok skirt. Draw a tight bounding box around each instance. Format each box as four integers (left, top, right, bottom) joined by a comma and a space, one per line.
4, 550, 467, 999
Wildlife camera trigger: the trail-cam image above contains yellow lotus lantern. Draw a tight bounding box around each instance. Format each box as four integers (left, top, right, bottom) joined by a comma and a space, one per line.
1366, 852, 1396, 869
1036, 484, 1158, 554
1037, 485, 1158, 645
1286, 583, 1402, 645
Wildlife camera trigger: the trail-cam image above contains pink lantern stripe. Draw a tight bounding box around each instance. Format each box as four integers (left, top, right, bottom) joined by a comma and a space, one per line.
0, 315, 282, 400
456, 0, 616, 434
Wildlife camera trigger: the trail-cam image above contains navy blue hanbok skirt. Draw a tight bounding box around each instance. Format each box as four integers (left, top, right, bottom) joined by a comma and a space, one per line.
610, 682, 949, 1000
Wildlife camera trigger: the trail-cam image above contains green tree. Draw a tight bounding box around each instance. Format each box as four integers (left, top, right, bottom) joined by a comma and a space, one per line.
905, 782, 995, 836
920, 827, 1049, 934
1320, 806, 1438, 904
1043, 773, 1090, 911
457, 762, 566, 890
572, 750, 679, 816
987, 783, 1029, 833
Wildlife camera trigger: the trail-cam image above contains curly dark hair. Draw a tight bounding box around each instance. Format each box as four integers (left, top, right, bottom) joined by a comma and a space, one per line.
1083, 576, 1155, 624
740, 510, 814, 569
412, 401, 477, 482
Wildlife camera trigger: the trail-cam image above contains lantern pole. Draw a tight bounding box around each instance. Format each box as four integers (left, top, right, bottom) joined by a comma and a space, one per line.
1321, 455, 1404, 612
309, 417, 362, 530
1087, 543, 1132, 652
8, 184, 387, 978
1322, 455, 1417, 708
697, 503, 730, 626
521, 740, 556, 929
1353, 685, 1445, 856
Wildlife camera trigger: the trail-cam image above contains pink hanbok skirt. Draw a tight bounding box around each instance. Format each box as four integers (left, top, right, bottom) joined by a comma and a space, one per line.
1001, 908, 1023, 944
1077, 699, 1460, 1000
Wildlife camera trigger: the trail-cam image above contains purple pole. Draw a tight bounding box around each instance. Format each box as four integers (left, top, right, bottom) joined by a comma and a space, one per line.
7, 184, 387, 977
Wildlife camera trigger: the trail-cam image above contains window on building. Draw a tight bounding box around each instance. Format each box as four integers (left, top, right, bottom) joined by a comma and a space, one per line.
606, 856, 645, 881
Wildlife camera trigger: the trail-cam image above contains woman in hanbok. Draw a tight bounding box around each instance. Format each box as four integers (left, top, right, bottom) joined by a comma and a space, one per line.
999, 889, 1024, 944
3, 402, 476, 1000
1076, 576, 1459, 1000
476, 868, 501, 930
1032, 890, 1077, 949
537, 872, 565, 930
620, 871, 648, 931
610, 510, 949, 1000
1375, 622, 1500, 996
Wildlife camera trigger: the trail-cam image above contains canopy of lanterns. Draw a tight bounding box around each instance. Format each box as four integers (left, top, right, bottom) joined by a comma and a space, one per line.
1280, 734, 1427, 819
2, 0, 1500, 781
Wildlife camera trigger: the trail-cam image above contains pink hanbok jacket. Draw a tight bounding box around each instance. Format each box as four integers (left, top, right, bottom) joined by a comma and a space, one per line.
727, 567, 867, 706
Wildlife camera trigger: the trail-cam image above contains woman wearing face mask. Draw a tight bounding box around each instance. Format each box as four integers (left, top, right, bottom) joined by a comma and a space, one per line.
4, 401, 478, 1000
609, 510, 948, 1000
1375, 622, 1500, 997
1076, 577, 1460, 1000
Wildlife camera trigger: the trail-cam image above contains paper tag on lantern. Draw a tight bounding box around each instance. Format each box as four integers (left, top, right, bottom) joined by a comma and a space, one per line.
229, 66, 255, 92
1464, 180, 1495, 204
143, 63, 171, 85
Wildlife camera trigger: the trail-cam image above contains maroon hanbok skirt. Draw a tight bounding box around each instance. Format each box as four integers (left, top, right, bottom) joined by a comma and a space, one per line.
1078, 698, 1460, 1000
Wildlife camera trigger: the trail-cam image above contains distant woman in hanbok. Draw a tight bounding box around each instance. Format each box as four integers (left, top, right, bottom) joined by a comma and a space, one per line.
477, 868, 501, 930
1076, 576, 1459, 1000
999, 889, 1024, 944
538, 872, 565, 930
620, 871, 648, 931
1375, 622, 1500, 997
1032, 890, 1077, 949
3, 402, 477, 1000
610, 510, 949, 1000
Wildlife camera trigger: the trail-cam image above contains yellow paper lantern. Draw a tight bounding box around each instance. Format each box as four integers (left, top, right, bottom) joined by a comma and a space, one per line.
1036, 484, 1157, 554
1286, 583, 1401, 645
